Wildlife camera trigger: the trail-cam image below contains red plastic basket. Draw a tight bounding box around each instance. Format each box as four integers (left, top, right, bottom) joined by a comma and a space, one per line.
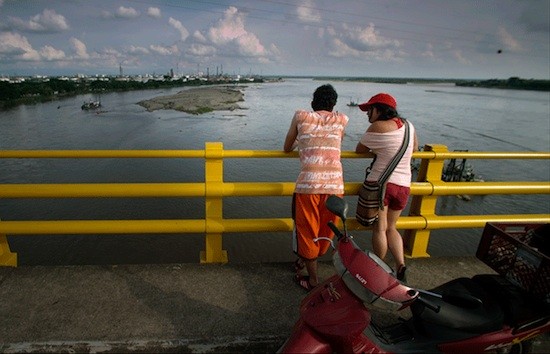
476, 223, 549, 302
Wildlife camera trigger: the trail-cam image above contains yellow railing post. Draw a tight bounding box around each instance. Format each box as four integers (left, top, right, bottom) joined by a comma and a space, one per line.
404, 144, 448, 258
0, 227, 17, 267
201, 142, 228, 263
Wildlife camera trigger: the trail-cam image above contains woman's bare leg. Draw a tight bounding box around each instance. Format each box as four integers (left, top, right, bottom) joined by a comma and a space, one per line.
372, 207, 388, 259
387, 208, 405, 268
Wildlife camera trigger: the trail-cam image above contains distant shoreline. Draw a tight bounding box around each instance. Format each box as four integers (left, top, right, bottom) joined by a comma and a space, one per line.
1, 75, 548, 111
314, 76, 550, 91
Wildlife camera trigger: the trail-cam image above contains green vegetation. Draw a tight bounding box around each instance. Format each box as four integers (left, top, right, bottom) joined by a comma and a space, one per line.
314, 76, 550, 91
455, 77, 550, 91
0, 77, 258, 110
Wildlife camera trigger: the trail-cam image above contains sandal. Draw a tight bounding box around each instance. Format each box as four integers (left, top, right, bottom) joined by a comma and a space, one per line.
294, 274, 314, 292
396, 265, 407, 282
293, 258, 305, 273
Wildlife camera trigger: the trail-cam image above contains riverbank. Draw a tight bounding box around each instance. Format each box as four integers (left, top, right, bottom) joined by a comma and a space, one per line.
137, 86, 245, 114
0, 78, 253, 111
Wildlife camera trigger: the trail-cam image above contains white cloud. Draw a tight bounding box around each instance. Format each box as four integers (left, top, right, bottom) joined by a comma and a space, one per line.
193, 30, 207, 42
207, 7, 243, 45
0, 32, 68, 62
344, 23, 400, 51
421, 43, 439, 61
0, 32, 40, 60
150, 44, 179, 56
101, 48, 121, 57
147, 7, 161, 19
497, 26, 522, 52
90, 48, 125, 69
169, 17, 189, 41
39, 45, 66, 60
205, 7, 268, 57
452, 49, 471, 65
328, 37, 359, 57
269, 43, 281, 57
70, 37, 90, 59
9, 9, 69, 32
115, 6, 139, 19
296, 0, 322, 24
0, 32, 29, 55
128, 45, 150, 55
187, 43, 216, 57
236, 32, 267, 57
325, 23, 401, 60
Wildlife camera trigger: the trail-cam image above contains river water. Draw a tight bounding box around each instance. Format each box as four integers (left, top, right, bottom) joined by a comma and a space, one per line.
1, 79, 549, 265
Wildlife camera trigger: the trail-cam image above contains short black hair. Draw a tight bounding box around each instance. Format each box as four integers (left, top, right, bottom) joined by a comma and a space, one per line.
311, 84, 337, 111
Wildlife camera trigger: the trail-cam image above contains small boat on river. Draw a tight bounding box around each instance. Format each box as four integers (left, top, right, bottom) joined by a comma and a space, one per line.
347, 98, 358, 107
81, 100, 101, 110
81, 94, 102, 110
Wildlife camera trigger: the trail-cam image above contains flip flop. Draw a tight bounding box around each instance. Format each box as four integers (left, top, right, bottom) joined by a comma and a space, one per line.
294, 274, 314, 292
293, 258, 305, 273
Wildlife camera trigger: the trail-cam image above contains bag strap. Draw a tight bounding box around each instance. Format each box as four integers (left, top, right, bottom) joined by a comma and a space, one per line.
377, 119, 410, 184
371, 119, 410, 210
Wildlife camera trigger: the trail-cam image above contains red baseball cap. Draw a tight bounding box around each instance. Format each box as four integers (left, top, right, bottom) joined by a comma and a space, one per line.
358, 93, 397, 111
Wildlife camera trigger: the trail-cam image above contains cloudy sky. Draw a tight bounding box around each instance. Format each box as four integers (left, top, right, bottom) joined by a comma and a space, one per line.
1, 0, 548, 79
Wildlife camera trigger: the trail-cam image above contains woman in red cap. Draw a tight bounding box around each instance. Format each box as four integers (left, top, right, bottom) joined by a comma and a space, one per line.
355, 93, 418, 281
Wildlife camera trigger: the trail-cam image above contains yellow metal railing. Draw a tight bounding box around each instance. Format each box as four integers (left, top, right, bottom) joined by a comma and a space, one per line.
0, 142, 549, 266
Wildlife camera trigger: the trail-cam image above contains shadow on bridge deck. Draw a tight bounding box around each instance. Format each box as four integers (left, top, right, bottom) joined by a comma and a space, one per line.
0, 257, 548, 353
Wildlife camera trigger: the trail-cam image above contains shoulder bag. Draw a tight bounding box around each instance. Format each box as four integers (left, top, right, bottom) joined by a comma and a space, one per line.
356, 120, 410, 226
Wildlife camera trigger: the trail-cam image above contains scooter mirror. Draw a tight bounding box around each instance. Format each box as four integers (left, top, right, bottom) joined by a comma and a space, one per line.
326, 195, 347, 222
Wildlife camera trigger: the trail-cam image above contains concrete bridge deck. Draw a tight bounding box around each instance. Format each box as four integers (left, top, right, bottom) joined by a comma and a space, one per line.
0, 257, 548, 353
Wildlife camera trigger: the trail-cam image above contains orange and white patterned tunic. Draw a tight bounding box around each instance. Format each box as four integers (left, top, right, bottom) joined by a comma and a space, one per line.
293, 110, 349, 195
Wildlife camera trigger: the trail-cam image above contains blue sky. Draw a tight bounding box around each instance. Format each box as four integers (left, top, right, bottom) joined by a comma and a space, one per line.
1, 0, 549, 79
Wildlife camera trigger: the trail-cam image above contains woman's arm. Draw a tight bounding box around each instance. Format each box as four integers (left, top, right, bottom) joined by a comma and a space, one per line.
355, 141, 369, 153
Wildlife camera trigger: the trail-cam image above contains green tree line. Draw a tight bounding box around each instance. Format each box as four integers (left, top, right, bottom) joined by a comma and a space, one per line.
455, 77, 550, 91
0, 77, 248, 110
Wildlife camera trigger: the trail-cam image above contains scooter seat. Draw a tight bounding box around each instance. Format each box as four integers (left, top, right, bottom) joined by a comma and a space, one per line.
411, 277, 504, 333
472, 274, 550, 327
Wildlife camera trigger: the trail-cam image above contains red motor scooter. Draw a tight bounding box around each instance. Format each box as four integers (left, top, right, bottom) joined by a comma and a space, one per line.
279, 195, 550, 353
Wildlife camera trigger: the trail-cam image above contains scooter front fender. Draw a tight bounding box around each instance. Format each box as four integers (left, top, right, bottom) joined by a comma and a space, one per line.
278, 318, 332, 354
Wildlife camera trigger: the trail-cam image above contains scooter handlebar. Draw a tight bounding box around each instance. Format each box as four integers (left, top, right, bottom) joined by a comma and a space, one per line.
418, 296, 441, 313
408, 290, 441, 313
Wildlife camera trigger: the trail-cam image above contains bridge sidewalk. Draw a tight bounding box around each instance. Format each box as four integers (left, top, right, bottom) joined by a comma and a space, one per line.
0, 257, 548, 353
